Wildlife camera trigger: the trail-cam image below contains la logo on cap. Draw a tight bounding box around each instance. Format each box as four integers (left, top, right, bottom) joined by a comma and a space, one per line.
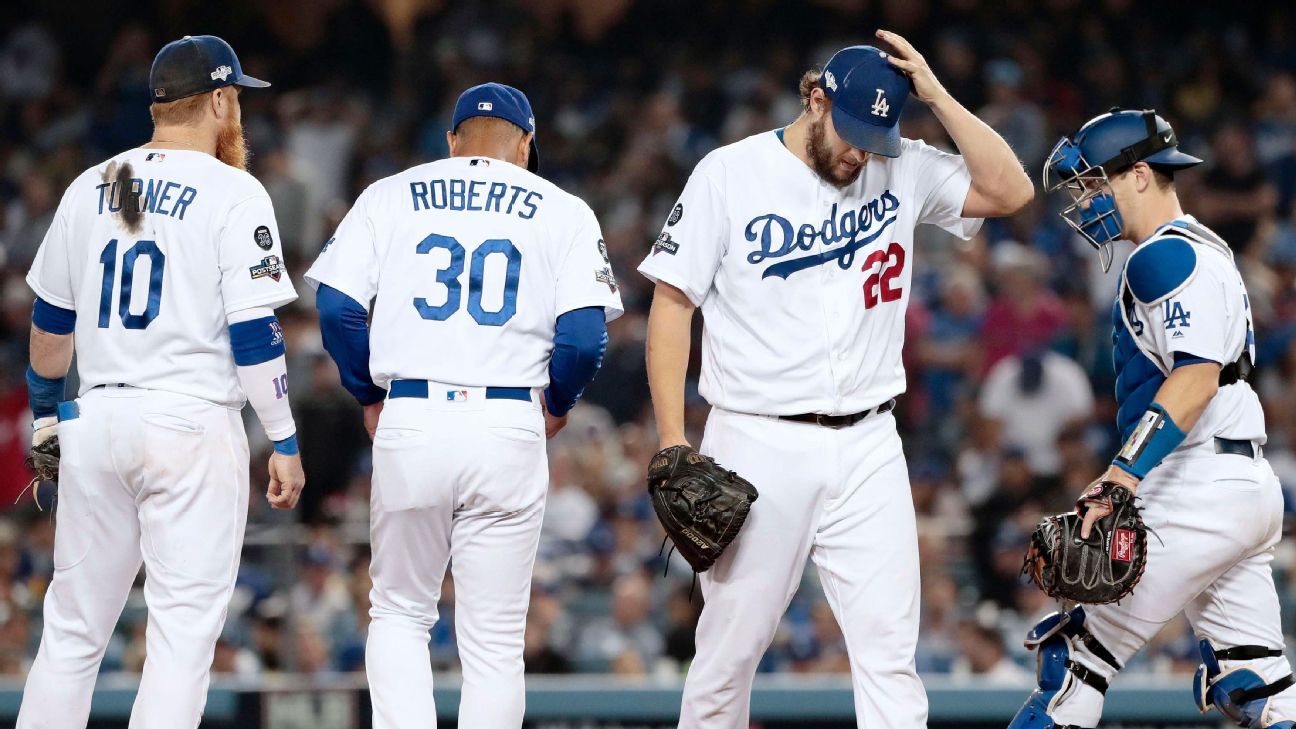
477, 101, 493, 111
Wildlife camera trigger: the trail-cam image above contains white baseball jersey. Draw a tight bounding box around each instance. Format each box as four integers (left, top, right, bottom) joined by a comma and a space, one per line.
638, 131, 980, 416
304, 156, 624, 388
1115, 214, 1264, 445
26, 148, 297, 407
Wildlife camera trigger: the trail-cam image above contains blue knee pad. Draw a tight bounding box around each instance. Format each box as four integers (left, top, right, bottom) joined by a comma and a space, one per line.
1194, 639, 1295, 728
1008, 608, 1119, 729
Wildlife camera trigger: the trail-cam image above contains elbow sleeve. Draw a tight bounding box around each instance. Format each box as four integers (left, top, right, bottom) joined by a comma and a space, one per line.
229, 311, 296, 441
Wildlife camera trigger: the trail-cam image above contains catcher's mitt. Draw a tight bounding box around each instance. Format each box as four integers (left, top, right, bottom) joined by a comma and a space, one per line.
1023, 481, 1148, 604
647, 445, 758, 573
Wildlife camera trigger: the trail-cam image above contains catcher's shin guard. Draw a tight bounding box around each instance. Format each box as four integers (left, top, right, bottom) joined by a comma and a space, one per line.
1009, 608, 1119, 729
1194, 639, 1295, 727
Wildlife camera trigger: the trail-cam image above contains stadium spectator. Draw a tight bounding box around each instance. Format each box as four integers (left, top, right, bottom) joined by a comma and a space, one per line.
978, 242, 1069, 371
978, 350, 1095, 481
954, 619, 1031, 683
574, 571, 663, 674
1197, 122, 1279, 254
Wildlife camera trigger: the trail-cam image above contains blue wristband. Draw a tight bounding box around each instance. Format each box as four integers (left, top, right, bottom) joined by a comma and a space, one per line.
1112, 403, 1187, 479
26, 366, 66, 419
272, 434, 299, 456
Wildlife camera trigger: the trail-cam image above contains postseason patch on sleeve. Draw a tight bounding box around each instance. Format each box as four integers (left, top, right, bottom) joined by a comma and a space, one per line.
653, 231, 679, 256
249, 255, 284, 282
595, 266, 618, 292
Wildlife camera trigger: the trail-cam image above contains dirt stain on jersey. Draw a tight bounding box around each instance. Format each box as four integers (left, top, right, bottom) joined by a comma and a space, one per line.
101, 160, 144, 234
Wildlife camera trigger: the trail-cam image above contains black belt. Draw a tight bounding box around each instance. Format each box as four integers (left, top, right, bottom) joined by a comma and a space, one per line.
1215, 437, 1258, 458
778, 399, 895, 429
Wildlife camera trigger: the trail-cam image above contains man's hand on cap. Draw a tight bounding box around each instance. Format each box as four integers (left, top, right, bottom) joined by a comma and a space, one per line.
876, 29, 948, 105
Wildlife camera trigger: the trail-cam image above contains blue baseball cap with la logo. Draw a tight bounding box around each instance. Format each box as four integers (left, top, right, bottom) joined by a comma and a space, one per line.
819, 45, 911, 157
150, 35, 269, 103
451, 82, 540, 173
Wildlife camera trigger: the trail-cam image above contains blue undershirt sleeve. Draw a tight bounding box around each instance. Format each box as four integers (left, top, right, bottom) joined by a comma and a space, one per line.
544, 307, 609, 417
316, 284, 386, 406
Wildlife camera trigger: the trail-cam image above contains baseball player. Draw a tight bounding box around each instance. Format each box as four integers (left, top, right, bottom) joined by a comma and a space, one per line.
18, 35, 304, 728
1010, 109, 1295, 728
307, 82, 622, 728
639, 31, 1032, 728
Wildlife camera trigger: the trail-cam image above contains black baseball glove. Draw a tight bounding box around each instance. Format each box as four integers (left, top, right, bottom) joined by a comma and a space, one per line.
25, 419, 60, 485
646, 445, 758, 573
1024, 481, 1148, 604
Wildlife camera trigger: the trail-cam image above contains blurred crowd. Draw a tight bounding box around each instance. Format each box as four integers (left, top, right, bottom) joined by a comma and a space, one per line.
0, 0, 1295, 685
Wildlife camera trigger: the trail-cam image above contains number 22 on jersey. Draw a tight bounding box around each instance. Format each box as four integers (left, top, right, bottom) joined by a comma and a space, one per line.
413, 233, 521, 326
861, 242, 905, 309
97, 239, 165, 329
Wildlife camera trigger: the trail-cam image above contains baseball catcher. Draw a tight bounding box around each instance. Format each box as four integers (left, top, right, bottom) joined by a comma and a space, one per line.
1009, 108, 1296, 729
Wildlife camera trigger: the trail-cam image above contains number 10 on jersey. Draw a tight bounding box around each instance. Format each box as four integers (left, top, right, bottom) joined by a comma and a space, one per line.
97, 239, 166, 329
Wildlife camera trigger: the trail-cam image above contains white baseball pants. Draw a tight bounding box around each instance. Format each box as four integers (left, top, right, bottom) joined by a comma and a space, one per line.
1050, 441, 1296, 726
365, 388, 548, 729
18, 386, 249, 729
679, 407, 926, 729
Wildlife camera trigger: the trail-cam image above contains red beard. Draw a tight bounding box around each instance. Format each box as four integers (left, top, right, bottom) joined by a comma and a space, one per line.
217, 117, 248, 171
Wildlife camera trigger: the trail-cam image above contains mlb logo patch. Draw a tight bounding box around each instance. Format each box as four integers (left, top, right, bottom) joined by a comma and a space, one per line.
446, 390, 469, 402
1111, 528, 1135, 562
145, 152, 166, 162
477, 102, 493, 111
248, 255, 284, 282
595, 266, 618, 292
652, 231, 679, 256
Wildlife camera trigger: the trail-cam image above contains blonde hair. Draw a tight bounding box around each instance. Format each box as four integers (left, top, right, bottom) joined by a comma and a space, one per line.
149, 93, 210, 127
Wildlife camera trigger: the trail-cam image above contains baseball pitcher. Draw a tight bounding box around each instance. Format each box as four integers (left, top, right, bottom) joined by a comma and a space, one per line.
1011, 109, 1296, 729
18, 35, 304, 728
639, 32, 1032, 728
307, 83, 622, 728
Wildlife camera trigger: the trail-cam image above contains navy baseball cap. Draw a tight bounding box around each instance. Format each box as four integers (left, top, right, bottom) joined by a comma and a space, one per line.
819, 45, 910, 157
451, 82, 540, 173
150, 35, 269, 103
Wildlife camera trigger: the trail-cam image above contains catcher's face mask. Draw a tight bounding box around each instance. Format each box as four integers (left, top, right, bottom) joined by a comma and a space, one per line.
1043, 137, 1124, 272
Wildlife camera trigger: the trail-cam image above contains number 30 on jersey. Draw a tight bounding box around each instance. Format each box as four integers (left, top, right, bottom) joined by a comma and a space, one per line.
413, 233, 521, 326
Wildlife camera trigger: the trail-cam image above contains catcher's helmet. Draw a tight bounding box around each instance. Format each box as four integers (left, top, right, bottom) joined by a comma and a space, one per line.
1043, 109, 1202, 271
